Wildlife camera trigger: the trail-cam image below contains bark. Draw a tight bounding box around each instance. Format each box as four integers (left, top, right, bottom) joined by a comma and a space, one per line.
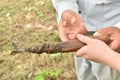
11, 35, 110, 54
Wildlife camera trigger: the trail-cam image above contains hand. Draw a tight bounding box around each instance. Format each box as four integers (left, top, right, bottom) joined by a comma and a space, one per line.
58, 10, 87, 41
93, 27, 120, 52
75, 34, 114, 64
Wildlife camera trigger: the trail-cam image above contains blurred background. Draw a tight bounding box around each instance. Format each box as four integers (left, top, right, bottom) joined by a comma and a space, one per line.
0, 0, 77, 80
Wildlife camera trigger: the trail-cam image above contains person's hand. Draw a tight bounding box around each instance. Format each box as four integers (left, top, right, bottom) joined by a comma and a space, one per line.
75, 34, 115, 64
58, 10, 87, 41
93, 27, 120, 52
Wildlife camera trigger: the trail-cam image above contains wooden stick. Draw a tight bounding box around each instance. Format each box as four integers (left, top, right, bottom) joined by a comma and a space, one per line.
11, 35, 110, 54
27, 39, 85, 54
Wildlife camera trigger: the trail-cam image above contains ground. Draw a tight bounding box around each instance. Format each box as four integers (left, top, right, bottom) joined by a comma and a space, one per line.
0, 0, 77, 80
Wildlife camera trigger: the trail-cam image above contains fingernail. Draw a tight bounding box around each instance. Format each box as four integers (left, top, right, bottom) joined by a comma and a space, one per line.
93, 32, 100, 36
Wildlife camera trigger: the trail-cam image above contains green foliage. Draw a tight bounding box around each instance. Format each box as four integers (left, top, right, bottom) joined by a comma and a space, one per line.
28, 72, 33, 80
53, 30, 60, 42
0, 25, 4, 31
34, 75, 44, 80
0, 0, 57, 27
34, 69, 62, 80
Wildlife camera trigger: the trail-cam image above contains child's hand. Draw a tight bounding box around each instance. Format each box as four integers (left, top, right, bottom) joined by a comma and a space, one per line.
93, 27, 120, 52
75, 34, 114, 64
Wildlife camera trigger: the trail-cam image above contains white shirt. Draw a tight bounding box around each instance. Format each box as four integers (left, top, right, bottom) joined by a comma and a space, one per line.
90, 0, 111, 4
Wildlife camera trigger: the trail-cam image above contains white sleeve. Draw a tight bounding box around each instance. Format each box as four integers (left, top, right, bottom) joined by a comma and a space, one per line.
52, 0, 79, 22
114, 22, 120, 28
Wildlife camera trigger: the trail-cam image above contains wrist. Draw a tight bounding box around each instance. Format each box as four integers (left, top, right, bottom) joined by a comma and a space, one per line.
103, 50, 116, 65
105, 51, 120, 71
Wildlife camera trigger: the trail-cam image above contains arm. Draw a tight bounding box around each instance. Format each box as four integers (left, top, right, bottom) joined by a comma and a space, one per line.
76, 34, 120, 72
105, 51, 120, 72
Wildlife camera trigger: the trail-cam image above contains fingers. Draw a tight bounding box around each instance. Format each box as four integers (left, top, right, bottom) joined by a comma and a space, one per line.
109, 40, 119, 51
59, 11, 77, 41
68, 34, 76, 40
62, 20, 67, 27
70, 17, 77, 24
75, 34, 92, 57
75, 46, 87, 57
62, 13, 77, 26
93, 32, 101, 36
76, 34, 92, 44
59, 10, 87, 41
66, 28, 78, 40
59, 17, 78, 40
59, 32, 69, 41
58, 24, 69, 41
93, 27, 112, 37
62, 10, 77, 24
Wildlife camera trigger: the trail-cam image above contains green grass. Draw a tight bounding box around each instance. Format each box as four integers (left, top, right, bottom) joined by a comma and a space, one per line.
0, 0, 77, 80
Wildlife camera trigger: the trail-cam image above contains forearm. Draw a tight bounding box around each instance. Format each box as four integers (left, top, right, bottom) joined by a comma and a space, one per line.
52, 0, 79, 22
105, 51, 120, 72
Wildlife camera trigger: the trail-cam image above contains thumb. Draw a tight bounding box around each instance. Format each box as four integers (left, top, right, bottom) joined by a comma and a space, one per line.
93, 32, 101, 37
76, 34, 92, 44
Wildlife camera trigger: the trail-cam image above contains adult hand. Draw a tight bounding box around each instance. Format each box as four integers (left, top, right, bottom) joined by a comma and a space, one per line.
93, 27, 120, 52
58, 10, 87, 41
75, 34, 114, 64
